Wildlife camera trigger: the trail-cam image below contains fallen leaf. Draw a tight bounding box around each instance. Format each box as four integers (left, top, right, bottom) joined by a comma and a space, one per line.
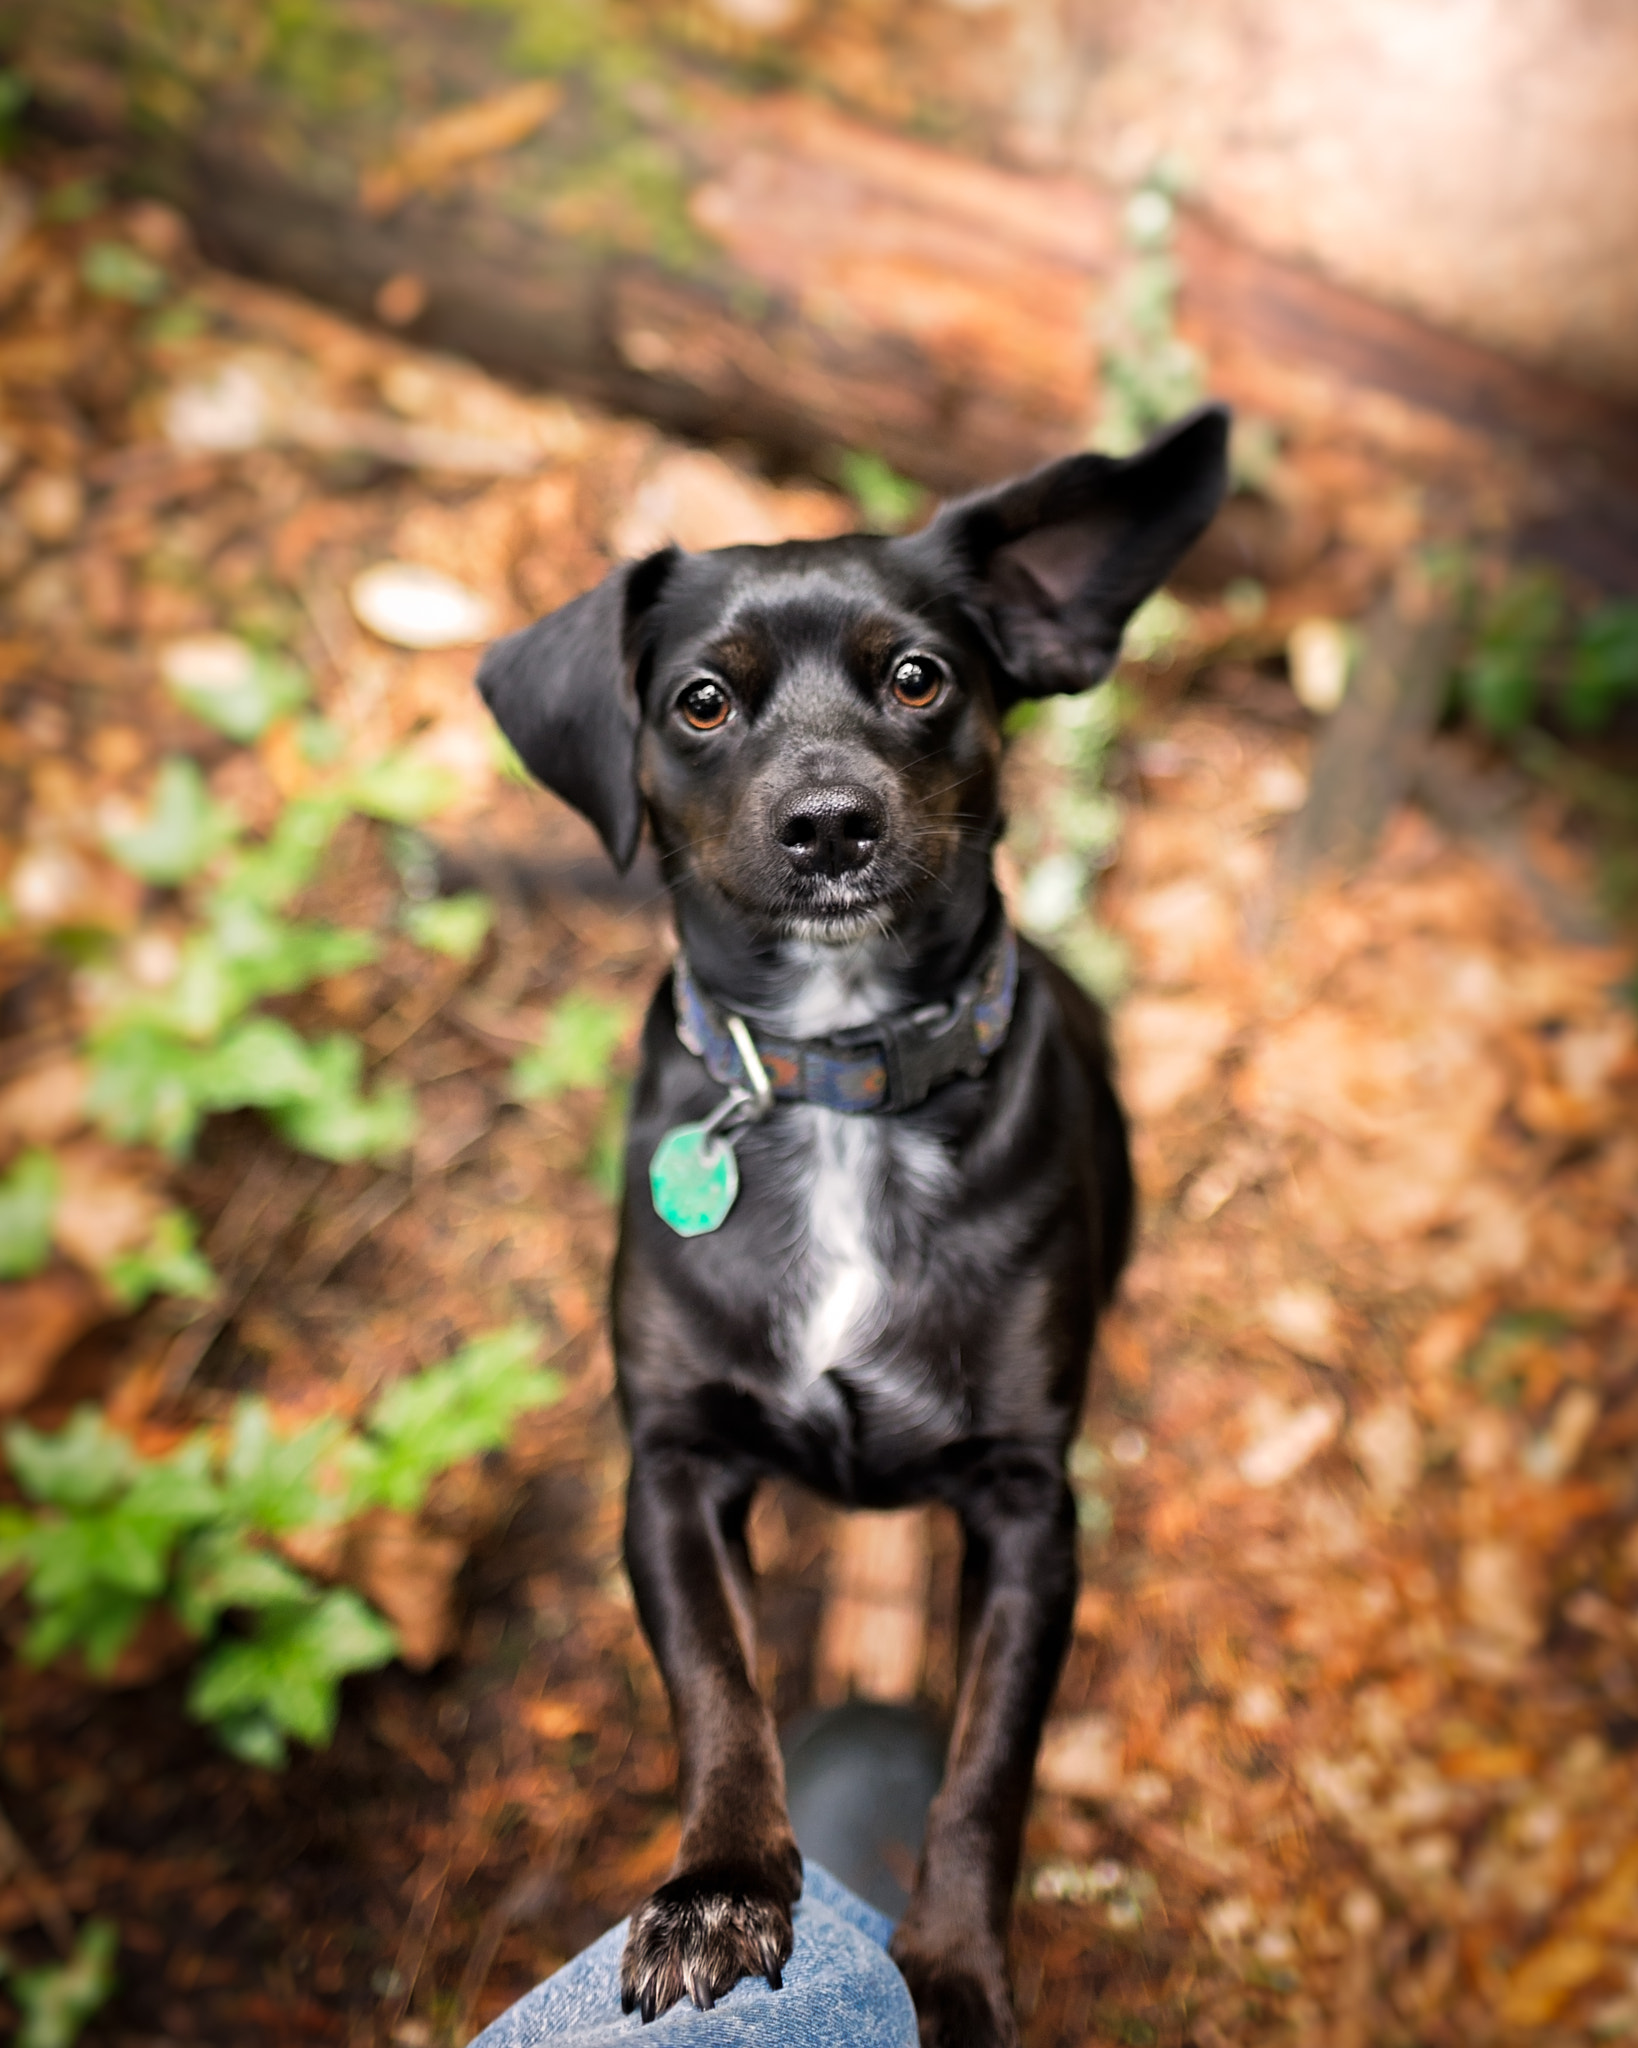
52, 1139, 168, 1272
1438, 1744, 1536, 1782
1287, 617, 1353, 714
607, 448, 851, 559
523, 1697, 598, 1742
1037, 1713, 1125, 1799
349, 563, 495, 650
361, 82, 564, 216
1351, 1399, 1422, 1508
0, 1266, 105, 1410
348, 1509, 466, 1670
1262, 1283, 1341, 1364
1120, 876, 1238, 987
611, 1817, 681, 1893
1239, 1399, 1341, 1489
1459, 1538, 1544, 1655
1522, 1386, 1601, 1484
1499, 1934, 1607, 2027
14, 468, 84, 544
1114, 995, 1240, 1118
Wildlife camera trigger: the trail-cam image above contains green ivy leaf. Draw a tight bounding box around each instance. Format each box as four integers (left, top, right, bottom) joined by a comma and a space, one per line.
24, 1509, 171, 1606
142, 903, 377, 1041
173, 1526, 320, 1635
344, 753, 461, 824
5, 1407, 135, 1509
165, 643, 310, 743
1565, 599, 1638, 735
9, 1915, 118, 2048
121, 1433, 223, 1528
402, 892, 493, 960
104, 1208, 216, 1310
0, 1146, 58, 1280
511, 993, 629, 1100
835, 449, 925, 534
81, 238, 166, 304
87, 1021, 208, 1156
219, 1399, 346, 1534
0, 1502, 32, 1571
214, 794, 348, 911
196, 1015, 326, 1113
23, 1582, 153, 1673
1461, 568, 1565, 736
188, 1589, 397, 1751
1461, 643, 1538, 736
268, 1034, 416, 1162
211, 1707, 290, 1769
584, 1085, 628, 1202
355, 1322, 559, 1512
16, 1436, 220, 1669
103, 758, 238, 886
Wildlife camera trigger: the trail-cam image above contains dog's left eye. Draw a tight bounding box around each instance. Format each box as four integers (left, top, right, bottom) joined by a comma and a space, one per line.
678, 679, 732, 731
891, 656, 945, 709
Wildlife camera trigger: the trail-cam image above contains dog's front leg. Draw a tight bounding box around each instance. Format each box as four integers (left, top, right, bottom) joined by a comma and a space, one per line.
892, 1446, 1078, 2048
619, 1440, 801, 2021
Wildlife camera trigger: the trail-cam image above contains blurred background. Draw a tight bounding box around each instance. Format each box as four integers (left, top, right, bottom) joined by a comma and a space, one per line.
0, 4, 1636, 2045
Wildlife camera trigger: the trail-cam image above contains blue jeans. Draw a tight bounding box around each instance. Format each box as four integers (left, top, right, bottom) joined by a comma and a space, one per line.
468, 1865, 918, 2047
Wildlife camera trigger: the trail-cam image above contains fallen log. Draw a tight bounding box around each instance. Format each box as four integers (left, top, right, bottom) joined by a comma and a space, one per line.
11, 8, 1638, 587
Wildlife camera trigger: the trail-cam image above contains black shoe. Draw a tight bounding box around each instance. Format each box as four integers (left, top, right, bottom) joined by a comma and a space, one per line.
781, 1701, 944, 1921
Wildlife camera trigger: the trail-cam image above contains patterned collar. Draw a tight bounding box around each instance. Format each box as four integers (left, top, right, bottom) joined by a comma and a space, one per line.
671, 923, 1019, 1115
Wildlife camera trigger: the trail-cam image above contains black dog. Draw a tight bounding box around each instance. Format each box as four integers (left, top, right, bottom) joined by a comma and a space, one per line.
477, 405, 1229, 2046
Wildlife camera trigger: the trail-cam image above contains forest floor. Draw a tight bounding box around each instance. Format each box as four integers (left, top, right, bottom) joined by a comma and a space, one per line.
2, 146, 1637, 2048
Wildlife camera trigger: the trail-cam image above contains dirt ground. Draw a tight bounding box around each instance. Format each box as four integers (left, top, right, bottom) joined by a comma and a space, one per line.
2, 149, 1637, 2048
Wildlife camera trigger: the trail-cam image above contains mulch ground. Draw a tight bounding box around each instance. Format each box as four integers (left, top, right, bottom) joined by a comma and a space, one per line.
2, 143, 1636, 2048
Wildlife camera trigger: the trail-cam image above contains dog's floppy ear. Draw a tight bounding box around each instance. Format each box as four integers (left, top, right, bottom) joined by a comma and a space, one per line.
475, 548, 677, 870
924, 404, 1230, 703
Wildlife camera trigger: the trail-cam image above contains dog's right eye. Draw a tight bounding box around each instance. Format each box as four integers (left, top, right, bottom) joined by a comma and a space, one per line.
678, 680, 732, 731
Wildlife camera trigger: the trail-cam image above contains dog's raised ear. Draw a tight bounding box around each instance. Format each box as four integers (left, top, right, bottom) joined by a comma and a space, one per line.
475, 548, 677, 870
922, 404, 1230, 703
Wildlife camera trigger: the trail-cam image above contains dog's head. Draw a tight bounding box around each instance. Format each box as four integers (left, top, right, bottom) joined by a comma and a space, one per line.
478, 406, 1229, 945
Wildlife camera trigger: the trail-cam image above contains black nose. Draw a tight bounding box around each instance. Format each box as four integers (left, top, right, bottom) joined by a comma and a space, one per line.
772, 784, 886, 878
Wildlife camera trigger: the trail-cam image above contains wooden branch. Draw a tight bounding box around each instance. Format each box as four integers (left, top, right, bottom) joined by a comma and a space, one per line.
1278, 569, 1462, 894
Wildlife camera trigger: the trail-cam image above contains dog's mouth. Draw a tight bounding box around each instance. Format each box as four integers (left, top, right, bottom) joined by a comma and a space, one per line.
701, 865, 904, 944
771, 873, 900, 942
779, 904, 895, 942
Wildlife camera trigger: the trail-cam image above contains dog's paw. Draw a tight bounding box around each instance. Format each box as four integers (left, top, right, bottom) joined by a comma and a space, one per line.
619, 1868, 796, 2021
891, 1927, 1018, 2048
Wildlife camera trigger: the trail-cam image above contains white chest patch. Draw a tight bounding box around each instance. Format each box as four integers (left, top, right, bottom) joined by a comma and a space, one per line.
760, 940, 957, 1395
786, 1109, 888, 1383
774, 1106, 958, 1390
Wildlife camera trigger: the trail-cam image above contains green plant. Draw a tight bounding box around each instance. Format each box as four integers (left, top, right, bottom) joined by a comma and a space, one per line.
834, 450, 926, 535
78, 686, 465, 1168
0, 1917, 118, 2048
0, 1325, 561, 1765
0, 69, 29, 160
0, 1149, 58, 1280
0, 613, 495, 1325
511, 992, 630, 1099
1093, 174, 1205, 458
1459, 574, 1638, 739
1009, 687, 1132, 1003
79, 241, 168, 306
1460, 569, 1564, 736
1565, 600, 1638, 735
401, 892, 493, 960
165, 644, 310, 741
105, 1208, 215, 1308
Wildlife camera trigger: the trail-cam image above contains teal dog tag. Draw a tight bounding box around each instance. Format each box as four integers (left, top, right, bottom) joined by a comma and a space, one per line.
650, 1120, 739, 1237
